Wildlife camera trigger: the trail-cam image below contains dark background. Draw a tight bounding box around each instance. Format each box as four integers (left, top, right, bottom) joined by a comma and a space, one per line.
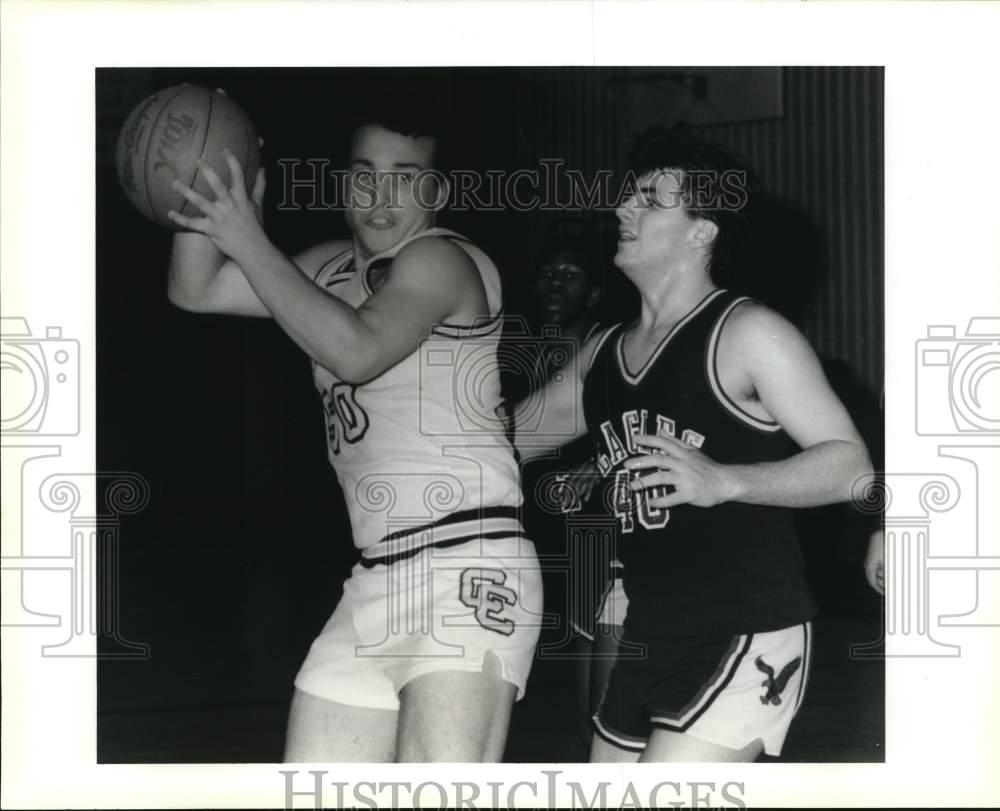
97, 67, 884, 763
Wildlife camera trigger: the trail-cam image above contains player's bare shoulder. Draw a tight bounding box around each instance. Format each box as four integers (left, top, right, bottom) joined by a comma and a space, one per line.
716, 297, 829, 420
393, 234, 479, 281
718, 299, 806, 366
387, 235, 487, 317
713, 299, 797, 414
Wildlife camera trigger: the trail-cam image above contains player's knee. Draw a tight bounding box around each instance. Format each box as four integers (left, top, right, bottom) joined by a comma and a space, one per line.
397, 656, 516, 761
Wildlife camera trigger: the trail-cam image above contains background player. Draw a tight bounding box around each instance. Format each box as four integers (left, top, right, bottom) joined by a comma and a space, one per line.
513, 128, 873, 762
166, 95, 541, 762
507, 226, 629, 748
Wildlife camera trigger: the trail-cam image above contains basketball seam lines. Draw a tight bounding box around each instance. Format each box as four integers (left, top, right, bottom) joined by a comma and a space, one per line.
181, 87, 214, 221
142, 84, 191, 226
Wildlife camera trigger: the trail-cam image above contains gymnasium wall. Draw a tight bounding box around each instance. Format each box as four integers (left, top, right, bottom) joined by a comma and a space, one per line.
509, 66, 884, 398
95, 67, 884, 735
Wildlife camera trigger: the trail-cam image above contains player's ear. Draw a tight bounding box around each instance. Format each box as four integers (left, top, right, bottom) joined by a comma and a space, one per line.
689, 218, 718, 249
587, 285, 601, 308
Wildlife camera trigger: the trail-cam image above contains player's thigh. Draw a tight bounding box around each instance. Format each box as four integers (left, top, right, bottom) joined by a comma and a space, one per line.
590, 732, 642, 763
284, 688, 398, 763
396, 652, 517, 762
640, 728, 763, 763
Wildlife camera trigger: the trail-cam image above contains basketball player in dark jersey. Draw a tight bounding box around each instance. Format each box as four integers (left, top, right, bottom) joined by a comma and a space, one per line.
513, 129, 873, 762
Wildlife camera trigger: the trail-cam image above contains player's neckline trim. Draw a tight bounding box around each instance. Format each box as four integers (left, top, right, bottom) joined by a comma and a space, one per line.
617, 289, 728, 386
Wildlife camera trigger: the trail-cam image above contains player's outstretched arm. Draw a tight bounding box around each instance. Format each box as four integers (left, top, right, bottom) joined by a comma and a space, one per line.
511, 330, 604, 462
627, 304, 872, 509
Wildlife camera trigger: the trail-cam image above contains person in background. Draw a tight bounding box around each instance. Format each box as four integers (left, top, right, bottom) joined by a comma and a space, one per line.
511, 225, 629, 750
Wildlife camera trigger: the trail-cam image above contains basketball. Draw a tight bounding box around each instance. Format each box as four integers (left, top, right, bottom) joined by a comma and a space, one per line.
115, 85, 260, 229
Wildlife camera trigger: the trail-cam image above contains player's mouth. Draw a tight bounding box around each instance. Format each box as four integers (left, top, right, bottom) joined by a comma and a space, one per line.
618, 228, 637, 243
364, 214, 396, 230
544, 295, 565, 310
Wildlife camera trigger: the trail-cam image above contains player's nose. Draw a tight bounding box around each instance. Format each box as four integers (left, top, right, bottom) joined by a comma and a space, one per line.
373, 172, 397, 207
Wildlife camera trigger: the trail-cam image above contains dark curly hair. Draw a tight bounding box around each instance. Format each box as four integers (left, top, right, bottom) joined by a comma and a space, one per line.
626, 126, 759, 285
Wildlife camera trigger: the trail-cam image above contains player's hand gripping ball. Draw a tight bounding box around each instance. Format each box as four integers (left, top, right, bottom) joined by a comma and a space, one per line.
115, 84, 260, 229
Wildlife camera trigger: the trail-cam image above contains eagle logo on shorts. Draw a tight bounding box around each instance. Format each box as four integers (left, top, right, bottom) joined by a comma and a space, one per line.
755, 655, 802, 705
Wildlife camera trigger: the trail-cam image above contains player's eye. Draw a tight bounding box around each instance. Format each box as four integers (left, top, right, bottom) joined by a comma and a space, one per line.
639, 189, 659, 208
353, 168, 376, 185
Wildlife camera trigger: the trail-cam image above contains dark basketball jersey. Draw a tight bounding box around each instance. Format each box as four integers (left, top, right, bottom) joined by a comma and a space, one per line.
582, 288, 817, 637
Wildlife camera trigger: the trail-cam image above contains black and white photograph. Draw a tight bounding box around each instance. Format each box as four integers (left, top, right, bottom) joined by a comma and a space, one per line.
2, 2, 998, 808
94, 65, 885, 767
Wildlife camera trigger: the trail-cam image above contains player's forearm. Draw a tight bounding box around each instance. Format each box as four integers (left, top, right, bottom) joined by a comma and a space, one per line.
727, 439, 872, 508
510, 389, 551, 462
166, 232, 226, 310
510, 384, 587, 462
236, 242, 377, 380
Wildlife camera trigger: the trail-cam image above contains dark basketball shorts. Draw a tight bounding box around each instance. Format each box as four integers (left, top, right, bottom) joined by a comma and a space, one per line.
594, 622, 812, 756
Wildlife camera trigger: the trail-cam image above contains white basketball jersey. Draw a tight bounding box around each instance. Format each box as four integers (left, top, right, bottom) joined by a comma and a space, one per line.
312, 228, 522, 554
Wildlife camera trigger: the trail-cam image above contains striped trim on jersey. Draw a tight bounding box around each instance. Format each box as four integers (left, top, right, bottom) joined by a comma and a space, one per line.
706, 296, 782, 433
616, 288, 728, 386
360, 505, 526, 568
358, 228, 477, 298
431, 313, 504, 339
586, 324, 621, 374
313, 248, 354, 285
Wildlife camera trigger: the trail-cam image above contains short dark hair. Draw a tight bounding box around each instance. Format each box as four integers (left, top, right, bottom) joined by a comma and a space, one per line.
627, 126, 758, 284
348, 73, 454, 171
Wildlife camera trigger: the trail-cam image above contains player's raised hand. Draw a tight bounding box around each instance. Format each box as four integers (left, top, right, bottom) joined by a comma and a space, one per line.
168, 148, 269, 263
624, 433, 738, 509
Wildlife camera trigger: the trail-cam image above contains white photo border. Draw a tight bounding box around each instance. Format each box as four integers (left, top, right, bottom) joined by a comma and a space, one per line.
2, 0, 999, 807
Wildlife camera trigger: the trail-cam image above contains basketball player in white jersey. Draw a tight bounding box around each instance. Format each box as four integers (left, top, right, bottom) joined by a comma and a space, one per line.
166, 106, 541, 762
512, 129, 873, 762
